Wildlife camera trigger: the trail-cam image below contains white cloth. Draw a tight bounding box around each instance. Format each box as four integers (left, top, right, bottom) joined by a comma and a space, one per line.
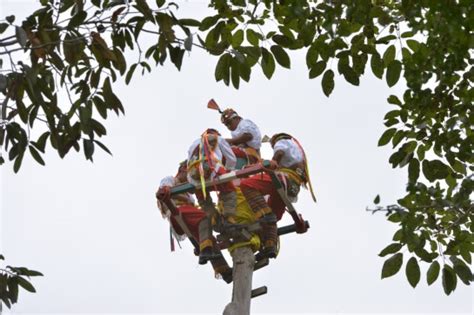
273, 139, 304, 167
187, 136, 237, 170
231, 118, 262, 150
158, 176, 195, 210
159, 176, 176, 188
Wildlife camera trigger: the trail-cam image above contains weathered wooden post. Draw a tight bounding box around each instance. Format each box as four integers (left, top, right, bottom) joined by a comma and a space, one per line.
223, 246, 255, 315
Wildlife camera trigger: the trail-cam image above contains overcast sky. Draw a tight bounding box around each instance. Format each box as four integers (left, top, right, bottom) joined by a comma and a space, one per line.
1, 1, 472, 314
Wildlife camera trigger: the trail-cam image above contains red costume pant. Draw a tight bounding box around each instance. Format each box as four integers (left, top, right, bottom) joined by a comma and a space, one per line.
193, 167, 237, 251
169, 205, 231, 278
169, 205, 204, 241
239, 173, 286, 220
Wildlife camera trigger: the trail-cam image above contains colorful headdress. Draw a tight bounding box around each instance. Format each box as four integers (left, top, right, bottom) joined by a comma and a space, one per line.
271, 133, 317, 203
221, 108, 240, 124
270, 133, 292, 147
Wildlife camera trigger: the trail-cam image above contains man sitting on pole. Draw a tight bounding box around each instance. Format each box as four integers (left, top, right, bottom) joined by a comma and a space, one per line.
239, 133, 316, 258
208, 99, 262, 168
186, 128, 238, 264
156, 161, 233, 283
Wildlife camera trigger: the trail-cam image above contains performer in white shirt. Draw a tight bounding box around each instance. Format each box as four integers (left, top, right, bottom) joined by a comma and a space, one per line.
220, 108, 262, 167
186, 129, 238, 264
239, 133, 316, 258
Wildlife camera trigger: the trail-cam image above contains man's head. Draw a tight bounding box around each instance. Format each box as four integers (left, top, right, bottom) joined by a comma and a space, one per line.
202, 128, 220, 150
270, 133, 292, 148
176, 160, 188, 183
204, 128, 220, 136
221, 108, 241, 131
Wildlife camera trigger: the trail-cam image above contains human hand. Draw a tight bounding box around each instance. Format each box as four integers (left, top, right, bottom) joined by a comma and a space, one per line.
294, 213, 308, 234
264, 159, 279, 170
156, 186, 171, 201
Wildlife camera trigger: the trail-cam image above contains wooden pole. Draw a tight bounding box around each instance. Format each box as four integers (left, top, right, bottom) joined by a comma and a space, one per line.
223, 246, 255, 315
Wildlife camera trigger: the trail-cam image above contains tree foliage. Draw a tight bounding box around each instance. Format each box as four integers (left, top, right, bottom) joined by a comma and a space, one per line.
0, 255, 43, 309
0, 0, 472, 306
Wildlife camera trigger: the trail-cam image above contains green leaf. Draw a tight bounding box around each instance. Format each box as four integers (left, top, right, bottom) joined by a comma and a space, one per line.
83, 139, 94, 161
382, 253, 403, 279
406, 40, 420, 52
125, 63, 138, 85
6, 15, 15, 24
374, 194, 380, 205
246, 29, 260, 46
0, 74, 6, 92
215, 53, 231, 82
135, 0, 154, 21
20, 269, 43, 277
29, 145, 45, 166
341, 65, 359, 86
309, 61, 326, 79
272, 34, 293, 47
179, 18, 200, 27
382, 45, 396, 66
94, 140, 112, 156
112, 48, 127, 75
387, 95, 402, 106
199, 15, 219, 31
17, 276, 36, 293
1, 295, 11, 309
231, 30, 244, 49
230, 57, 240, 89
270, 45, 290, 69
68, 10, 87, 29
13, 151, 24, 173
422, 160, 450, 182
261, 48, 275, 79
35, 132, 49, 153
386, 60, 402, 87
156, 0, 166, 8
0, 23, 9, 34
370, 53, 384, 79
7, 277, 19, 303
451, 257, 472, 285
92, 96, 107, 119
408, 158, 419, 182
406, 257, 420, 288
15, 26, 28, 48
321, 69, 334, 97
169, 46, 184, 71
379, 243, 402, 257
102, 77, 124, 115
378, 128, 397, 146
442, 265, 457, 295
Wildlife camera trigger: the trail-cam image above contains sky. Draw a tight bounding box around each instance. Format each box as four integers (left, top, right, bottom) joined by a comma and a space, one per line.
0, 0, 472, 314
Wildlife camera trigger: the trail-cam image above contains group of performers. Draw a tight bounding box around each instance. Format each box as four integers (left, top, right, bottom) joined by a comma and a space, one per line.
155, 101, 316, 283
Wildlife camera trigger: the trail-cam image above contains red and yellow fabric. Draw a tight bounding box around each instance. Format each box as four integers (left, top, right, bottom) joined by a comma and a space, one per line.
231, 146, 260, 166
217, 188, 261, 253
169, 205, 205, 241
240, 169, 305, 220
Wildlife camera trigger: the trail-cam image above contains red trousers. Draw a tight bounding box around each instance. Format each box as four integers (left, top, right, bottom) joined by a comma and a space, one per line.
240, 173, 286, 220
169, 205, 205, 241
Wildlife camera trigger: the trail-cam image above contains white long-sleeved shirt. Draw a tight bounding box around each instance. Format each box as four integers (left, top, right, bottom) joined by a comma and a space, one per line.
158, 176, 195, 208
273, 139, 304, 168
187, 135, 237, 170
231, 118, 262, 150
